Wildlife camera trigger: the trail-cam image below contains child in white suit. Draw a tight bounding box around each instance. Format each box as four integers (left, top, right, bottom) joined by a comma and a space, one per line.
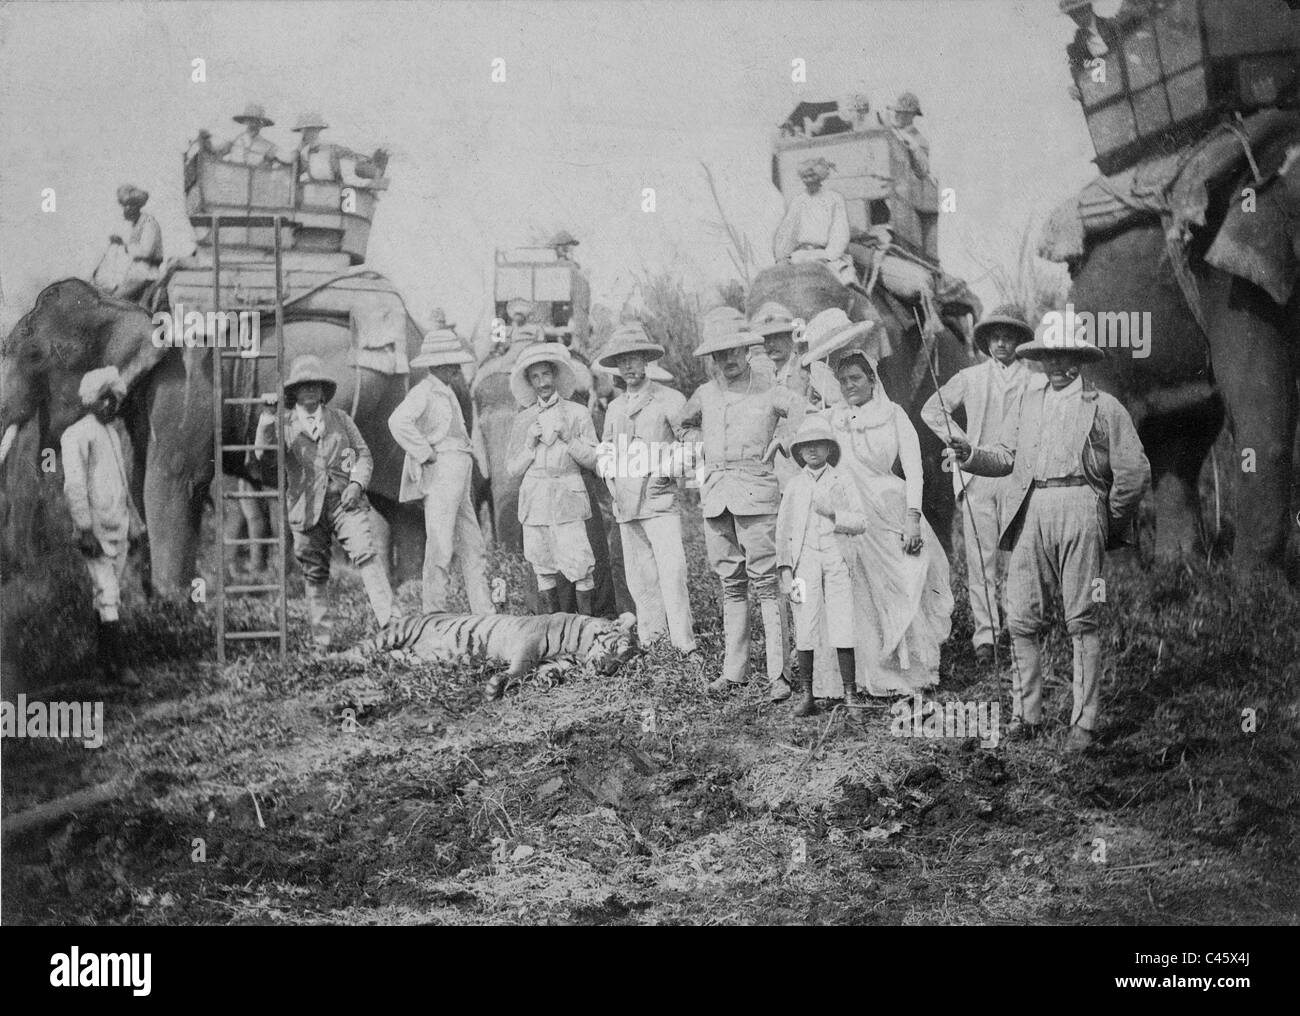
776, 414, 868, 721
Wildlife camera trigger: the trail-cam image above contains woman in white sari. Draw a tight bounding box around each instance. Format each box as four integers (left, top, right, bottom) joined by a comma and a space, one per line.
802, 333, 953, 699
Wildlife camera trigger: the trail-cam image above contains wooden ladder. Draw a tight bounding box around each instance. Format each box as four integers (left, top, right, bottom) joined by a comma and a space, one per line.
207, 214, 289, 664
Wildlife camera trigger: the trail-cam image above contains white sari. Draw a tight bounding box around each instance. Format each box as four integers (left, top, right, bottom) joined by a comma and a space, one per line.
809, 378, 953, 697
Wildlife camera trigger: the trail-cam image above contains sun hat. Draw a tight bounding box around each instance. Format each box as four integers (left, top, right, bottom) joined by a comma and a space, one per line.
548, 230, 579, 248
973, 304, 1035, 355
749, 302, 805, 340
788, 413, 841, 468
233, 102, 274, 127
283, 355, 337, 403
799, 308, 874, 367
509, 343, 578, 406
78, 366, 127, 408
594, 322, 665, 370
291, 111, 329, 132
694, 306, 761, 356
411, 329, 474, 369
1016, 315, 1106, 362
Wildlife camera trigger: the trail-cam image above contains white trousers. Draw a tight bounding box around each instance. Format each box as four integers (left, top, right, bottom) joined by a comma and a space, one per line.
619, 514, 696, 652
959, 481, 1005, 648
792, 544, 855, 650
86, 543, 129, 622
422, 452, 494, 614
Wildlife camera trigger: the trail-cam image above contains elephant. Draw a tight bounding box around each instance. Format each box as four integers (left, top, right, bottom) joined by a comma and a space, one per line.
1061, 126, 1300, 577
470, 341, 631, 618
0, 277, 431, 600
746, 260, 976, 551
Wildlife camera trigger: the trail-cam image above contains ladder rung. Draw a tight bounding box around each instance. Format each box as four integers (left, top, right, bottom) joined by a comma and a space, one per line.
223, 537, 281, 546
219, 351, 279, 359
224, 397, 278, 405
224, 630, 285, 641
221, 444, 274, 452
227, 583, 283, 594
226, 490, 281, 499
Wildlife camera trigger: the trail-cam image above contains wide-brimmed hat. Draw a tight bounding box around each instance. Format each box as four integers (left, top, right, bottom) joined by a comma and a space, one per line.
510, 343, 578, 406
412, 329, 474, 369
291, 111, 329, 132
749, 302, 804, 340
116, 184, 149, 208
283, 355, 337, 403
1016, 315, 1105, 363
973, 304, 1035, 354
505, 298, 533, 319
79, 366, 127, 408
592, 359, 673, 383
233, 102, 274, 127
548, 230, 579, 248
595, 322, 665, 370
800, 308, 874, 366
693, 306, 758, 356
789, 413, 841, 468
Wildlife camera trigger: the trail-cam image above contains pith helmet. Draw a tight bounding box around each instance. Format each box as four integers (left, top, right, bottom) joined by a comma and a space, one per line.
595, 321, 665, 370
1016, 315, 1105, 363
892, 92, 923, 116
411, 329, 474, 368
283, 355, 337, 403
509, 343, 578, 407
292, 111, 329, 132
789, 413, 841, 468
548, 230, 579, 248
749, 302, 804, 339
233, 102, 274, 127
973, 304, 1035, 355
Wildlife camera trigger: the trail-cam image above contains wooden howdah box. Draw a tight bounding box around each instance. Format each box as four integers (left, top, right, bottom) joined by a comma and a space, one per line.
1069, 0, 1300, 175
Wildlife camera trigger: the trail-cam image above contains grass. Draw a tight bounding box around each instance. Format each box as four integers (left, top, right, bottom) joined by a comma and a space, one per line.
2, 488, 1297, 925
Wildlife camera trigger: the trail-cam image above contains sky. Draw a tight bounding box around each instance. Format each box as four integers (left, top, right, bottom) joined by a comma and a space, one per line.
0, 0, 1103, 340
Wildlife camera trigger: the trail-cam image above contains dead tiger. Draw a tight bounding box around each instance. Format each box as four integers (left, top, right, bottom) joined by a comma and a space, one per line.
341, 611, 639, 700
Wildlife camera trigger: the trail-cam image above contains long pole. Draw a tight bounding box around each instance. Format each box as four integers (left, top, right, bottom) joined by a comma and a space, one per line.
212, 215, 225, 666
912, 307, 1005, 688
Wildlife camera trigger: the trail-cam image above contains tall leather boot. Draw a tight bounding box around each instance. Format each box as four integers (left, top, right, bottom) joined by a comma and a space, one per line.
575, 587, 595, 616
792, 649, 817, 717
1009, 633, 1043, 739
1067, 632, 1102, 751
538, 587, 560, 615
708, 597, 751, 694
838, 647, 867, 727
304, 582, 334, 652
358, 557, 394, 627
102, 620, 141, 688
759, 598, 792, 702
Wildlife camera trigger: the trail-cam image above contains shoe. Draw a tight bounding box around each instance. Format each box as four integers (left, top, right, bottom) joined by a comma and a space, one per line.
1006, 718, 1041, 742
769, 676, 792, 703
974, 644, 995, 666
840, 680, 869, 728
1064, 725, 1095, 753
102, 621, 142, 688
706, 676, 745, 696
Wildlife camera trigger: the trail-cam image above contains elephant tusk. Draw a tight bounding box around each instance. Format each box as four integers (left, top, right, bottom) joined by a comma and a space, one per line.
0, 424, 18, 469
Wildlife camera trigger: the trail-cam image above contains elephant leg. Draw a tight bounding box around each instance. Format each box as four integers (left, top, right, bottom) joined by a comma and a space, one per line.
144, 452, 205, 601
1140, 398, 1223, 561
1203, 274, 1298, 575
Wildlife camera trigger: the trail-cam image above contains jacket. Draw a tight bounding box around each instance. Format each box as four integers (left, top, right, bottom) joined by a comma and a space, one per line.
507, 398, 598, 525
262, 406, 374, 530
600, 381, 686, 523
775, 466, 867, 571
962, 375, 1150, 550
921, 358, 1029, 498
388, 374, 474, 503
61, 414, 139, 554
673, 371, 808, 518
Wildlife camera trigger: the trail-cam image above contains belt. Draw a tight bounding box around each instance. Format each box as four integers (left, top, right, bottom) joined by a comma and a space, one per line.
1033, 476, 1088, 489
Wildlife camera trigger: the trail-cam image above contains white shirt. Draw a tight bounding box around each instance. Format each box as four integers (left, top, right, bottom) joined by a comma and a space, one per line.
1036, 376, 1085, 480
295, 404, 324, 442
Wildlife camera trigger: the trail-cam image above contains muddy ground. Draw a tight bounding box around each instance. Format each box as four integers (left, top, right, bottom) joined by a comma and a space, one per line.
2, 505, 1297, 925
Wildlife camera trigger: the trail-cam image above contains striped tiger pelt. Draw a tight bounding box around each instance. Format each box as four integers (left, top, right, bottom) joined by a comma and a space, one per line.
344, 612, 639, 700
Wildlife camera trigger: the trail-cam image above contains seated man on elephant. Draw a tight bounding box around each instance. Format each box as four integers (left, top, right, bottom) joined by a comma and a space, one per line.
255, 356, 394, 651
98, 184, 162, 303
773, 158, 855, 286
